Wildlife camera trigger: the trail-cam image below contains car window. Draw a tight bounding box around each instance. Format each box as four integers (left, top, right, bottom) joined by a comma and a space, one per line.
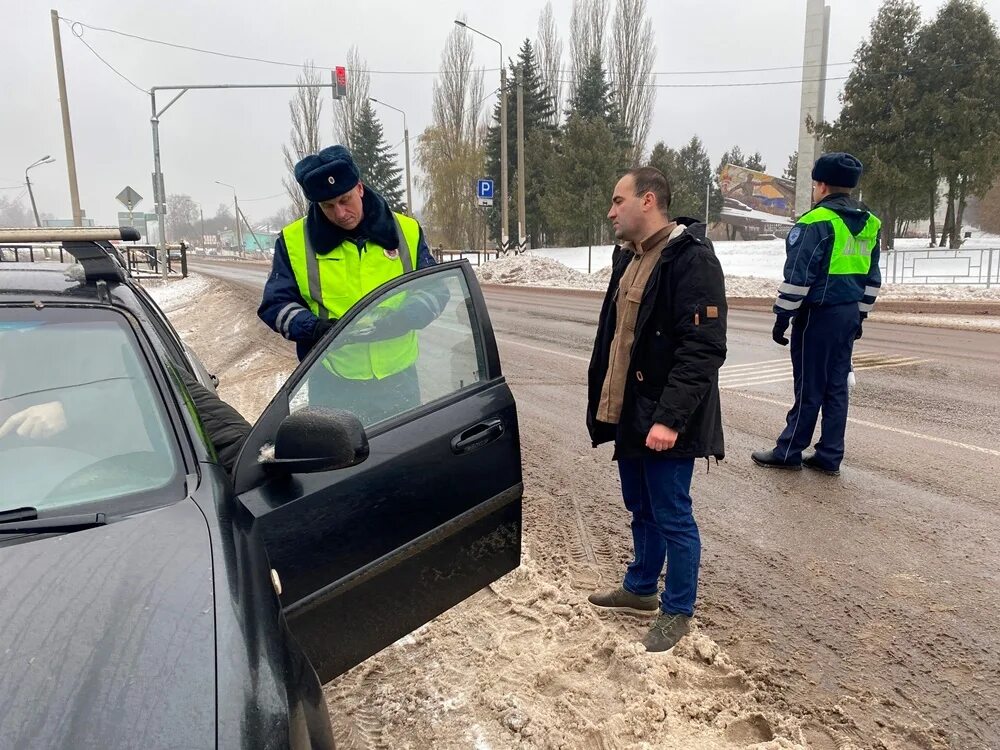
0, 314, 181, 514
289, 268, 487, 428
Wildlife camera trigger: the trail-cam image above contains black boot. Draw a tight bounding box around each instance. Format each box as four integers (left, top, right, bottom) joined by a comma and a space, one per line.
803, 453, 840, 476
751, 449, 802, 470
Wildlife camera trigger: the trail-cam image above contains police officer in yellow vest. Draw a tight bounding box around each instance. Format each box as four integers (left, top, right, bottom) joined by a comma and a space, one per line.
752, 153, 881, 476
258, 145, 444, 422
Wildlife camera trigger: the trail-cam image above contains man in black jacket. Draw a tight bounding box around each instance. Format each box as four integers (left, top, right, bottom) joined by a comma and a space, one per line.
586, 167, 727, 653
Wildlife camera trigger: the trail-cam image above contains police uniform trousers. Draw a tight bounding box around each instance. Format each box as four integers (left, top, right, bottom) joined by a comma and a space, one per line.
774, 302, 861, 468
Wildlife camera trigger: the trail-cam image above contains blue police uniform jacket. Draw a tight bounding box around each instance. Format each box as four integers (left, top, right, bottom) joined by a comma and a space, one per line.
258, 189, 437, 361
773, 193, 882, 319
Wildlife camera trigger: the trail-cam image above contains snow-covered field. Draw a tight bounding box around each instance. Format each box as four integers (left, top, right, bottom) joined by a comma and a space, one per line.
474, 235, 1000, 303
522, 235, 1000, 282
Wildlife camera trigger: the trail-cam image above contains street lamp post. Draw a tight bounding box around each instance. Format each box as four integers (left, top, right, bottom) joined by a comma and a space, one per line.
370, 97, 413, 215
455, 19, 508, 251
215, 181, 242, 255
25, 156, 56, 228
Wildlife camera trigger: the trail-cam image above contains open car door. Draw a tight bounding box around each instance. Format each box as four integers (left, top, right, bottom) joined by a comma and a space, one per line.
231, 261, 522, 682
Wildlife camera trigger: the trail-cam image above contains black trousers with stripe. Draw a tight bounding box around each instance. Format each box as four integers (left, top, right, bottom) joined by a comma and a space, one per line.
774, 303, 861, 468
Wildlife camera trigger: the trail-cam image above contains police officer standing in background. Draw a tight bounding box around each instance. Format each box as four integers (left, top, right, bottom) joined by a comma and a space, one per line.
752, 153, 881, 476
258, 145, 444, 422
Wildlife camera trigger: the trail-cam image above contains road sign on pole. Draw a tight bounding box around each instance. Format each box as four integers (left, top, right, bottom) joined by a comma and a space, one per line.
476, 178, 494, 207
116, 185, 143, 212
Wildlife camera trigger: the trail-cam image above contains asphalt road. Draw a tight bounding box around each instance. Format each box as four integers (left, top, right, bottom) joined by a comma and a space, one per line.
191, 260, 1000, 749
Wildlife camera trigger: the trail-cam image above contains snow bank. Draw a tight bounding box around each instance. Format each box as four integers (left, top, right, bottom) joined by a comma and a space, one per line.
143, 275, 211, 312
475, 252, 1000, 301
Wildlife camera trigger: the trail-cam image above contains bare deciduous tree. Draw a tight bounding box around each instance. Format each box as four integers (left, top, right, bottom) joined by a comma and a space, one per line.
332, 46, 371, 152
418, 23, 488, 249
0, 194, 32, 227
281, 61, 324, 217
536, 2, 564, 127
570, 0, 609, 103
610, 0, 656, 165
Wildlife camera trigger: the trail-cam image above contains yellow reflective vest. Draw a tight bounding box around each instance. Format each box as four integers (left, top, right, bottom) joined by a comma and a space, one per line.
282, 212, 420, 380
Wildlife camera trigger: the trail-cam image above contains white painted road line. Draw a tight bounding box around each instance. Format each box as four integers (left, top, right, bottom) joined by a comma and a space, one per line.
497, 337, 591, 363
733, 391, 1000, 458
495, 338, 998, 457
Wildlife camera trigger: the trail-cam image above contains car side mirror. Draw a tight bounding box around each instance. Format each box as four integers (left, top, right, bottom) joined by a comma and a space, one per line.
265, 408, 369, 474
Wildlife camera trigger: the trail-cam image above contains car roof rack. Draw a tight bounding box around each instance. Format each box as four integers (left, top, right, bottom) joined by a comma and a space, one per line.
0, 227, 141, 243
0, 226, 140, 283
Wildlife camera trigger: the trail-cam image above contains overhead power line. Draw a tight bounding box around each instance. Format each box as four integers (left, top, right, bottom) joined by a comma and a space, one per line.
59, 15, 865, 82
65, 19, 148, 94
60, 16, 500, 76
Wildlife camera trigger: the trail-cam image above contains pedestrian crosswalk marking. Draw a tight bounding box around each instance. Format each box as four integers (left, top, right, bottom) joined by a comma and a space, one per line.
719, 350, 926, 390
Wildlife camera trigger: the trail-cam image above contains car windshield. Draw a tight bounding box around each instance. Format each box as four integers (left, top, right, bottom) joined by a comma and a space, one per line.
0, 312, 181, 516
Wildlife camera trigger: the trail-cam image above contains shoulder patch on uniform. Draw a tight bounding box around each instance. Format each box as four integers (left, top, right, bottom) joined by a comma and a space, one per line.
787, 226, 802, 245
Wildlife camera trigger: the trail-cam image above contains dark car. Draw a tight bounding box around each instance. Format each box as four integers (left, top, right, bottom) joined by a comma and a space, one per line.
0, 228, 523, 749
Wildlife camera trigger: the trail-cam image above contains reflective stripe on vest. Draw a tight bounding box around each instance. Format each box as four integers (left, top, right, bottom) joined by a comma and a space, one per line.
797, 205, 881, 276
282, 212, 421, 380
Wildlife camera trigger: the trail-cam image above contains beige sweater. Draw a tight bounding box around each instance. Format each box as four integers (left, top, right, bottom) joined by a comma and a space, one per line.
596, 222, 684, 424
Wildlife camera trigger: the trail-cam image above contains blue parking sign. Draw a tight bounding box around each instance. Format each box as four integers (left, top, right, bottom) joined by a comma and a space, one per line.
477, 179, 494, 199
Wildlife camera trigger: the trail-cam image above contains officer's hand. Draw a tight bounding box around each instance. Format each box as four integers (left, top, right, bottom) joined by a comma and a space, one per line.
646, 423, 678, 452
0, 401, 67, 440
855, 320, 864, 340
372, 308, 417, 341
772, 317, 790, 346
311, 317, 337, 344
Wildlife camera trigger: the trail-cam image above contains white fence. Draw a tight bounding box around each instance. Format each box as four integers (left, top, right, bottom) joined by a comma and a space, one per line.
881, 246, 999, 286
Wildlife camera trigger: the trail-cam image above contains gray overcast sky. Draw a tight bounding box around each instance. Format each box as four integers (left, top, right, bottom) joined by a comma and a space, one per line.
3, 0, 998, 228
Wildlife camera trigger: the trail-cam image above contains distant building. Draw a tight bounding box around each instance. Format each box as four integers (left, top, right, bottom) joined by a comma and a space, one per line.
218, 229, 278, 253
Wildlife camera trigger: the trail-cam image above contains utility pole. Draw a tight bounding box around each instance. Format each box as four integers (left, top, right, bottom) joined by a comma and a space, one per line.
456, 21, 508, 251
234, 194, 242, 254
200, 206, 205, 246
500, 64, 509, 252
402, 119, 412, 215
149, 81, 335, 279
516, 65, 526, 252
370, 98, 413, 214
26, 173, 41, 227
50, 10, 83, 226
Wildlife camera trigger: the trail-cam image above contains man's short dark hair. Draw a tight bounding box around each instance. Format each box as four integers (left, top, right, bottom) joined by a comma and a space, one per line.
627, 167, 671, 214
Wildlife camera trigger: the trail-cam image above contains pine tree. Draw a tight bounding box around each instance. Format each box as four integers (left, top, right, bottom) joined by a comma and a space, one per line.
783, 151, 798, 181
816, 0, 933, 248
540, 115, 624, 246
650, 137, 720, 222
539, 52, 630, 246
351, 100, 406, 212
485, 39, 557, 247
717, 146, 766, 175
915, 0, 1000, 247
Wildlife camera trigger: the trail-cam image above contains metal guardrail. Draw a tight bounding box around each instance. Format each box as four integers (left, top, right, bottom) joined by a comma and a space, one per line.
0, 242, 188, 280
880, 246, 999, 287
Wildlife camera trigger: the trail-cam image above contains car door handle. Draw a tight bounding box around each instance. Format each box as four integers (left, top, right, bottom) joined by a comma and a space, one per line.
451, 418, 504, 454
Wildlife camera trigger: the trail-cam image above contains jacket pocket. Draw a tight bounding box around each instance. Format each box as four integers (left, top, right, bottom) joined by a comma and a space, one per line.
632, 393, 658, 436
622, 284, 643, 331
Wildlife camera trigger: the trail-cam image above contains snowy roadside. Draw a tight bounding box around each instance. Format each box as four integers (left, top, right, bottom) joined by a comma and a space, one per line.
474, 253, 1000, 301
145, 274, 294, 421
473, 254, 1000, 331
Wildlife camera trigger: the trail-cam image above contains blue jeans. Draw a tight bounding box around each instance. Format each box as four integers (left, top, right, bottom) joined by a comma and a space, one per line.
618, 457, 700, 616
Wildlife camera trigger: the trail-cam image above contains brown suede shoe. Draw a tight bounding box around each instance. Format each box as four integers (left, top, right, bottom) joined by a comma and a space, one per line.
642, 612, 690, 653
587, 586, 659, 615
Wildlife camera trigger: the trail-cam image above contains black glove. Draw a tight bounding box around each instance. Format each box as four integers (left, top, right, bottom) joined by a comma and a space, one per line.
855, 312, 866, 341
311, 317, 337, 343
772, 316, 790, 346
347, 308, 415, 343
